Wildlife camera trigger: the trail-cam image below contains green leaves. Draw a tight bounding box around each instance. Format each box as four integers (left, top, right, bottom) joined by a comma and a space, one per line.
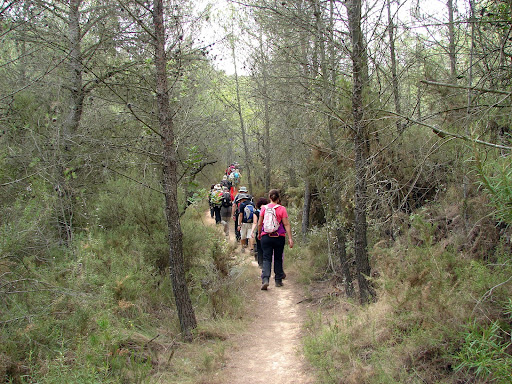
474, 150, 512, 225
64, 167, 78, 180
455, 313, 512, 383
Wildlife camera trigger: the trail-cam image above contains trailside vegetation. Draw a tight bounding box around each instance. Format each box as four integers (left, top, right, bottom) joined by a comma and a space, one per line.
2, 0, 512, 383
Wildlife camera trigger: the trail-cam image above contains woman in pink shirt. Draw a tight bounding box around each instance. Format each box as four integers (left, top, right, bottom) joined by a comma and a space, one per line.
257, 189, 294, 290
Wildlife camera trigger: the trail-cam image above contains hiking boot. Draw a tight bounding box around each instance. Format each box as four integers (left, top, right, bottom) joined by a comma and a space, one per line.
282, 273, 286, 280
275, 280, 283, 287
261, 278, 269, 290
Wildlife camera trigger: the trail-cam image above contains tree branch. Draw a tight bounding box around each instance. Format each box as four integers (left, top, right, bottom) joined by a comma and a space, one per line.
384, 110, 512, 151
103, 165, 164, 194
421, 80, 512, 96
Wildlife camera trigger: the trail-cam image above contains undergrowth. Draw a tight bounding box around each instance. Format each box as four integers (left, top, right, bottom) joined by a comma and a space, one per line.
301, 199, 512, 384
0, 179, 250, 383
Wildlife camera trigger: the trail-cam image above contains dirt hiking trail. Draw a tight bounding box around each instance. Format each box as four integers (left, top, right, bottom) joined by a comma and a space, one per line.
208, 212, 316, 383
219, 259, 316, 384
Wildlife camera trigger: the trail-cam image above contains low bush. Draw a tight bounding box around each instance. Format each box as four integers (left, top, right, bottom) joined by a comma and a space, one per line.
303, 206, 512, 384
0, 177, 249, 383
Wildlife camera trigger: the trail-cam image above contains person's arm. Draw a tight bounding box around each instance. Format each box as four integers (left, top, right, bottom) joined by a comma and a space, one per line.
238, 209, 243, 229
252, 212, 258, 232
257, 211, 264, 240
282, 216, 294, 248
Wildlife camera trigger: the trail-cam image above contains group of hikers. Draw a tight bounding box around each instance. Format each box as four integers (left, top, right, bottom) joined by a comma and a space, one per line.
209, 163, 294, 290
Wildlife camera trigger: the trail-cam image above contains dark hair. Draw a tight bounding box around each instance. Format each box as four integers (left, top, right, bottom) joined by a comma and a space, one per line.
268, 189, 280, 203
256, 197, 269, 209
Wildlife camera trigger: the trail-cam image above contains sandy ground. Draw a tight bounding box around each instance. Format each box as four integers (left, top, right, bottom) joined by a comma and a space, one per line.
219, 261, 317, 384
210, 212, 316, 383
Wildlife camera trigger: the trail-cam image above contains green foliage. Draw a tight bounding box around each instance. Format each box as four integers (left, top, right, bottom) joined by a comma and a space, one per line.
475, 150, 512, 225
300, 226, 331, 280
303, 313, 356, 384
303, 204, 512, 383
0, 172, 248, 383
455, 308, 512, 384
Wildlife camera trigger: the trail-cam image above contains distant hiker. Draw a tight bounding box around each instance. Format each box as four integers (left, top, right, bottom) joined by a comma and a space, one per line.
211, 184, 223, 224
257, 189, 293, 290
221, 174, 232, 190
238, 194, 256, 253
254, 197, 269, 267
232, 169, 241, 187
220, 186, 232, 237
208, 184, 215, 218
233, 186, 251, 242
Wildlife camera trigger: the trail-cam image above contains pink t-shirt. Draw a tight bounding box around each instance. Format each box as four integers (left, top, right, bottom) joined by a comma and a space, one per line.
260, 203, 288, 236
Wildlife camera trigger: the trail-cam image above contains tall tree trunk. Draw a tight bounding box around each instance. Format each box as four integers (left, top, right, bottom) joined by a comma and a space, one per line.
447, 0, 457, 81
321, 0, 354, 294
259, 33, 272, 192
66, 0, 85, 139
387, 0, 402, 133
56, 0, 85, 245
335, 227, 354, 297
463, 0, 476, 230
302, 177, 311, 240
346, 0, 373, 304
232, 44, 253, 192
299, 3, 313, 237
416, 36, 423, 120
153, 0, 197, 340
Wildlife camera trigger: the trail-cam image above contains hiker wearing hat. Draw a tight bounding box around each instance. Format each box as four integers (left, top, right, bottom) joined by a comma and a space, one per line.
232, 186, 251, 243
208, 184, 215, 218
221, 174, 232, 190
220, 186, 232, 237
237, 193, 256, 253
211, 184, 223, 224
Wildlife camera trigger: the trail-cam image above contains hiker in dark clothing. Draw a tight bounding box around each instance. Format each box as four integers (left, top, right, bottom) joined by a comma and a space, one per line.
237, 194, 255, 252
220, 186, 232, 237
221, 175, 232, 189
232, 186, 250, 242
211, 184, 223, 224
253, 197, 269, 267
208, 184, 215, 218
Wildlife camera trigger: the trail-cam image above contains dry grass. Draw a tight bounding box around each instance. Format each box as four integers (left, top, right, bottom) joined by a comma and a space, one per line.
303, 198, 512, 384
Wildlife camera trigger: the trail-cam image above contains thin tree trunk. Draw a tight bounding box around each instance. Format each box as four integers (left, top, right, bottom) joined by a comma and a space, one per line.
153, 0, 197, 340
259, 32, 271, 191
66, 0, 85, 139
299, 4, 313, 237
346, 0, 373, 304
232, 44, 253, 192
56, 0, 85, 245
335, 227, 354, 298
416, 37, 423, 120
302, 178, 311, 240
387, 0, 402, 133
464, 0, 475, 231
447, 0, 457, 81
